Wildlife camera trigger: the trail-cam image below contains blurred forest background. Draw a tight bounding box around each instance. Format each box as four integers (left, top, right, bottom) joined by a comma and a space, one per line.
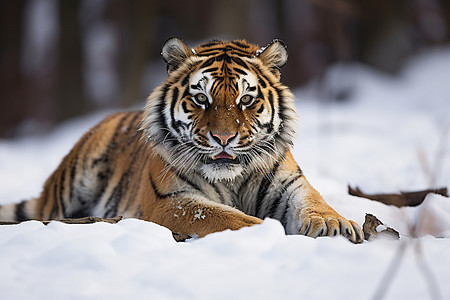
1, 0, 449, 138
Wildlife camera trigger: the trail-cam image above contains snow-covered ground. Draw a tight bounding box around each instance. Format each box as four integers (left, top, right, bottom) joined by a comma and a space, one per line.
1, 48, 449, 299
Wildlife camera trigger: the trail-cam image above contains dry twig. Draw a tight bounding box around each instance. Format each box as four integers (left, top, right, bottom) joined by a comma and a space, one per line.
0, 216, 123, 226
348, 185, 448, 207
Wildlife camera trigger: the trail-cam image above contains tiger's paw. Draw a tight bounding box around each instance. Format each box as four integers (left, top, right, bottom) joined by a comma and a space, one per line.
298, 210, 363, 244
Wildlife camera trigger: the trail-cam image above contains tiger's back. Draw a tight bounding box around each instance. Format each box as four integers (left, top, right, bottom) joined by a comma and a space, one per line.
14, 111, 147, 221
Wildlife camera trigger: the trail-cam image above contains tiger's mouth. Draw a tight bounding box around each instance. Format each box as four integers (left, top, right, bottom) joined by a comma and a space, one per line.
205, 152, 239, 164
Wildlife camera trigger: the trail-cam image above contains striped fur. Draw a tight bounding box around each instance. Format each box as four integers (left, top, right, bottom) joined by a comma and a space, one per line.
0, 38, 363, 243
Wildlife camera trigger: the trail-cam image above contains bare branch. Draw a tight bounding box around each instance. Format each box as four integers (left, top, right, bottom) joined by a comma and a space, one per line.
348, 185, 448, 207
0, 216, 123, 226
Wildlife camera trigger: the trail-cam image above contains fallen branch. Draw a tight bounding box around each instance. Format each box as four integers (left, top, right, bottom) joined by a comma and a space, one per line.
1, 216, 188, 243
363, 213, 399, 241
348, 185, 448, 207
0, 215, 123, 226
172, 232, 192, 242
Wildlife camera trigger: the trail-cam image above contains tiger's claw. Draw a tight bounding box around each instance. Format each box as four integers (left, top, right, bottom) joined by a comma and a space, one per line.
299, 213, 363, 244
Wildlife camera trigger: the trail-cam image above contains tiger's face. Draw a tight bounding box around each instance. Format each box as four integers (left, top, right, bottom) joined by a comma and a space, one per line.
142, 38, 297, 182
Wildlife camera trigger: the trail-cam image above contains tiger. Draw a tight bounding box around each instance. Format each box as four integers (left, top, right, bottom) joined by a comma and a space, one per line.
0, 38, 363, 243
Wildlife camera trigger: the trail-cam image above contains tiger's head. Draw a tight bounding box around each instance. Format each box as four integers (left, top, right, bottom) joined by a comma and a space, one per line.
141, 38, 297, 182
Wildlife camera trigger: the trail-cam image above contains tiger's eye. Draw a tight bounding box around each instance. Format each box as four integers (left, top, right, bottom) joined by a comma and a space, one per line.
194, 93, 208, 105
240, 95, 254, 105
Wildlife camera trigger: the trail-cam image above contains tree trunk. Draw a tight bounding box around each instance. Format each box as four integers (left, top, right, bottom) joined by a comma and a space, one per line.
0, 0, 26, 137
57, 0, 89, 122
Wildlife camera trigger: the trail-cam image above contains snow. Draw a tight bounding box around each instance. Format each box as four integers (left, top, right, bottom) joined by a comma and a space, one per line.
1, 48, 450, 299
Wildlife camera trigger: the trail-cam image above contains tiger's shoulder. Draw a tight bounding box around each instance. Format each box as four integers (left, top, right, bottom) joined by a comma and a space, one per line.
72, 110, 146, 159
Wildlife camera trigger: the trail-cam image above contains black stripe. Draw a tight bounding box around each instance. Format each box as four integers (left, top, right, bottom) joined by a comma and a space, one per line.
155, 84, 170, 137
236, 172, 253, 195
246, 101, 258, 110
175, 171, 224, 204
198, 49, 252, 58
224, 44, 254, 55
198, 40, 221, 48
199, 57, 216, 69
170, 87, 180, 133
181, 101, 189, 113
178, 173, 203, 193
215, 53, 232, 63
104, 141, 140, 217
15, 200, 28, 221
231, 57, 249, 69
135, 205, 142, 218
266, 90, 275, 133
209, 182, 226, 205
267, 174, 302, 218
258, 77, 267, 88
181, 74, 190, 86
104, 180, 124, 218
275, 87, 294, 144
128, 111, 143, 132
203, 67, 218, 73
210, 79, 222, 96
281, 183, 303, 227
181, 86, 191, 99
51, 175, 60, 219
196, 50, 223, 57
59, 169, 66, 217
92, 153, 109, 167
250, 63, 272, 89
103, 113, 130, 143
255, 161, 280, 217
238, 139, 252, 149
227, 81, 238, 94
121, 149, 149, 213
257, 104, 264, 114
279, 169, 304, 227
233, 67, 247, 76
104, 125, 148, 218
190, 84, 201, 90
122, 143, 150, 214
72, 113, 135, 218
230, 49, 254, 58
197, 43, 253, 56
68, 155, 79, 202
91, 167, 112, 212
70, 113, 126, 204
150, 174, 185, 199
40, 170, 58, 219
231, 40, 250, 49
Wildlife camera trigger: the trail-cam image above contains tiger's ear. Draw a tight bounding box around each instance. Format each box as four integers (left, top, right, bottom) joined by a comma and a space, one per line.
161, 37, 194, 74
256, 39, 288, 79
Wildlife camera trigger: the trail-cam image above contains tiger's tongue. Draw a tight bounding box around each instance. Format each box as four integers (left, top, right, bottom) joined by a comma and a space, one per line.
215, 152, 233, 159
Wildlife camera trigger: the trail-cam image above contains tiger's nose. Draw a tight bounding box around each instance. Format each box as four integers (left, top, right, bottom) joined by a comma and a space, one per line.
211, 132, 237, 146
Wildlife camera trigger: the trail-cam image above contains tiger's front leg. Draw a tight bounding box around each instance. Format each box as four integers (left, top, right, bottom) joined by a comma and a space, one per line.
288, 178, 363, 243
280, 152, 363, 243
141, 196, 263, 238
